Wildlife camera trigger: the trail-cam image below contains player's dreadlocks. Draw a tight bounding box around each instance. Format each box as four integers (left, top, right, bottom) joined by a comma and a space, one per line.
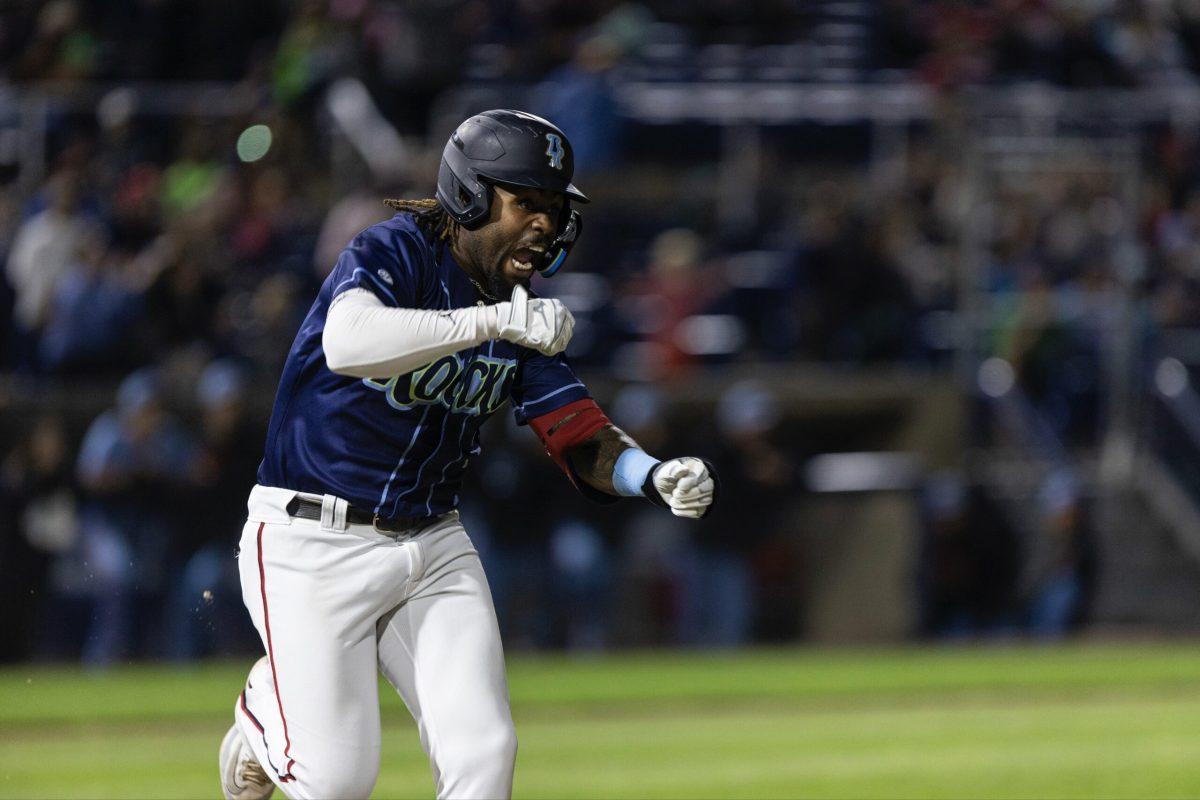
383, 198, 459, 244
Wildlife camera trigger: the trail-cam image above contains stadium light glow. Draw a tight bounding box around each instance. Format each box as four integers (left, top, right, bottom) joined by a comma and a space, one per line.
1155, 357, 1189, 398
977, 357, 1015, 398
236, 124, 273, 162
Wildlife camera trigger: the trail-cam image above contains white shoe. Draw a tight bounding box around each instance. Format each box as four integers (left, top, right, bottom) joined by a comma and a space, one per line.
220, 722, 275, 800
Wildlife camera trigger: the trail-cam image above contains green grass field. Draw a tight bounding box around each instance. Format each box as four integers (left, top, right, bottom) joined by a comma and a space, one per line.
2, 643, 1200, 798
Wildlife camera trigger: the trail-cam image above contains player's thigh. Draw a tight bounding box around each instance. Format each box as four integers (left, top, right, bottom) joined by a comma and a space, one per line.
238, 518, 385, 748
377, 529, 513, 750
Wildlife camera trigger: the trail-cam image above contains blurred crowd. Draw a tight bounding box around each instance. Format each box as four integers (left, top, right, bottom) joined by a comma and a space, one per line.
7, 0, 1200, 661
8, 1, 1200, 90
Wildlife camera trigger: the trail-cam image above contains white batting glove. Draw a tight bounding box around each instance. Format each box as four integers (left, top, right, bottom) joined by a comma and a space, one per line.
495, 284, 575, 356
644, 457, 719, 519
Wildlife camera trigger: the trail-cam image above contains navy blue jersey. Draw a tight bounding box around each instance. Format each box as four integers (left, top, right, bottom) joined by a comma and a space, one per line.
257, 213, 590, 517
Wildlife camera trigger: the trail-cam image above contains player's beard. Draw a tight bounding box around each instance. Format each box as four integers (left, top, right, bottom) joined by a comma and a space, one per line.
486, 255, 512, 297
457, 226, 536, 300
455, 232, 512, 300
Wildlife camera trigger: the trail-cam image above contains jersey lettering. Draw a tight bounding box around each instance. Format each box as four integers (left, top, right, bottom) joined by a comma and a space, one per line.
364, 354, 517, 416
412, 356, 459, 402
453, 359, 492, 411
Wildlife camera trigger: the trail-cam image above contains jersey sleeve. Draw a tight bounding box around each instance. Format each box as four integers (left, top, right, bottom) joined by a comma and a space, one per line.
510, 351, 591, 425
327, 222, 423, 308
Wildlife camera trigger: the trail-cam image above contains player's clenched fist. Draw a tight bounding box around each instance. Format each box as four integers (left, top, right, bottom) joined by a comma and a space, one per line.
643, 456, 719, 519
495, 284, 574, 356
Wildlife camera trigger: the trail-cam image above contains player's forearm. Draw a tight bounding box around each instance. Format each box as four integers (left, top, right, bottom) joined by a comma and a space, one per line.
323, 288, 501, 378
565, 423, 641, 495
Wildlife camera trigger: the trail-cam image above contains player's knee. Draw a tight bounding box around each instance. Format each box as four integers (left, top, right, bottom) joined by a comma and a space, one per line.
488, 724, 518, 768
296, 753, 379, 800
439, 720, 517, 781
299, 770, 378, 800
478, 724, 519, 772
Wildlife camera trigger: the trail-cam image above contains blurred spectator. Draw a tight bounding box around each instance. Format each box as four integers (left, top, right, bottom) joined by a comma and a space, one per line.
617, 228, 726, 380
5, 169, 93, 369
13, 0, 101, 84
0, 413, 76, 661
161, 122, 224, 219
676, 380, 798, 646
610, 383, 689, 645
1101, 2, 1194, 87
232, 167, 292, 272
313, 189, 393, 279
913, 2, 995, 89
216, 272, 308, 375
272, 0, 347, 108
140, 238, 226, 357
69, 369, 202, 665
916, 472, 1022, 638
1024, 468, 1096, 637
547, 518, 613, 650
460, 418, 557, 648
792, 181, 917, 363
107, 164, 165, 253
533, 32, 624, 173
167, 359, 262, 660
38, 229, 167, 374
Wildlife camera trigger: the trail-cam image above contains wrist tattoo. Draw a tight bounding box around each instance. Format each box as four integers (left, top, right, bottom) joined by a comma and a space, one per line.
567, 424, 639, 494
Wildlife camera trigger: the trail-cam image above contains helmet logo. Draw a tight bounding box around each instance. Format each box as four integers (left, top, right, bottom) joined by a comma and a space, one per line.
545, 133, 565, 170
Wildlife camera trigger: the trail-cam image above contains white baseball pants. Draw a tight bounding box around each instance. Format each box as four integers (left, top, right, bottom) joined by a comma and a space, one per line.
233, 485, 516, 800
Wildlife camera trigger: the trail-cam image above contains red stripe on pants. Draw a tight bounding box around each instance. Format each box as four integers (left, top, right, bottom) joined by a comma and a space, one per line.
257, 521, 297, 782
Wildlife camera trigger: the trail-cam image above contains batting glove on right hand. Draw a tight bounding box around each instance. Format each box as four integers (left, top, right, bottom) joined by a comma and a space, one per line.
643, 457, 719, 519
495, 284, 575, 357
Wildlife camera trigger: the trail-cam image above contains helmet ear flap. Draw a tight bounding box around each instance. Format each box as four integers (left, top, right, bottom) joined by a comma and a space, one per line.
457, 179, 491, 229
436, 153, 491, 229
541, 208, 581, 278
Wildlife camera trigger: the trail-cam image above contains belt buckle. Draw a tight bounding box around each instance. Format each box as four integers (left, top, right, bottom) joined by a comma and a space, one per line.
373, 512, 412, 539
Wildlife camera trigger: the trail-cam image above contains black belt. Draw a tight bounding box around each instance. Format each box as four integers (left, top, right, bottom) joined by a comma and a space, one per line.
285, 496, 440, 534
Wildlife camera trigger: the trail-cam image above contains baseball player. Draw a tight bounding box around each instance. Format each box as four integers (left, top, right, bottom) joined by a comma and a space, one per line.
218, 110, 718, 800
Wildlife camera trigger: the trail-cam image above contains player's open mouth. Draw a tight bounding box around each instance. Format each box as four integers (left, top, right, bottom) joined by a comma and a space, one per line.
509, 246, 545, 274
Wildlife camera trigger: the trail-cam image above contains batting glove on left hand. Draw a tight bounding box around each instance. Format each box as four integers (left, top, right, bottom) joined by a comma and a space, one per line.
643, 457, 719, 519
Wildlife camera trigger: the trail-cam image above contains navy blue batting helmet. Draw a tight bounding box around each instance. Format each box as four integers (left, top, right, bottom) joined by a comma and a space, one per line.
436, 110, 587, 276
